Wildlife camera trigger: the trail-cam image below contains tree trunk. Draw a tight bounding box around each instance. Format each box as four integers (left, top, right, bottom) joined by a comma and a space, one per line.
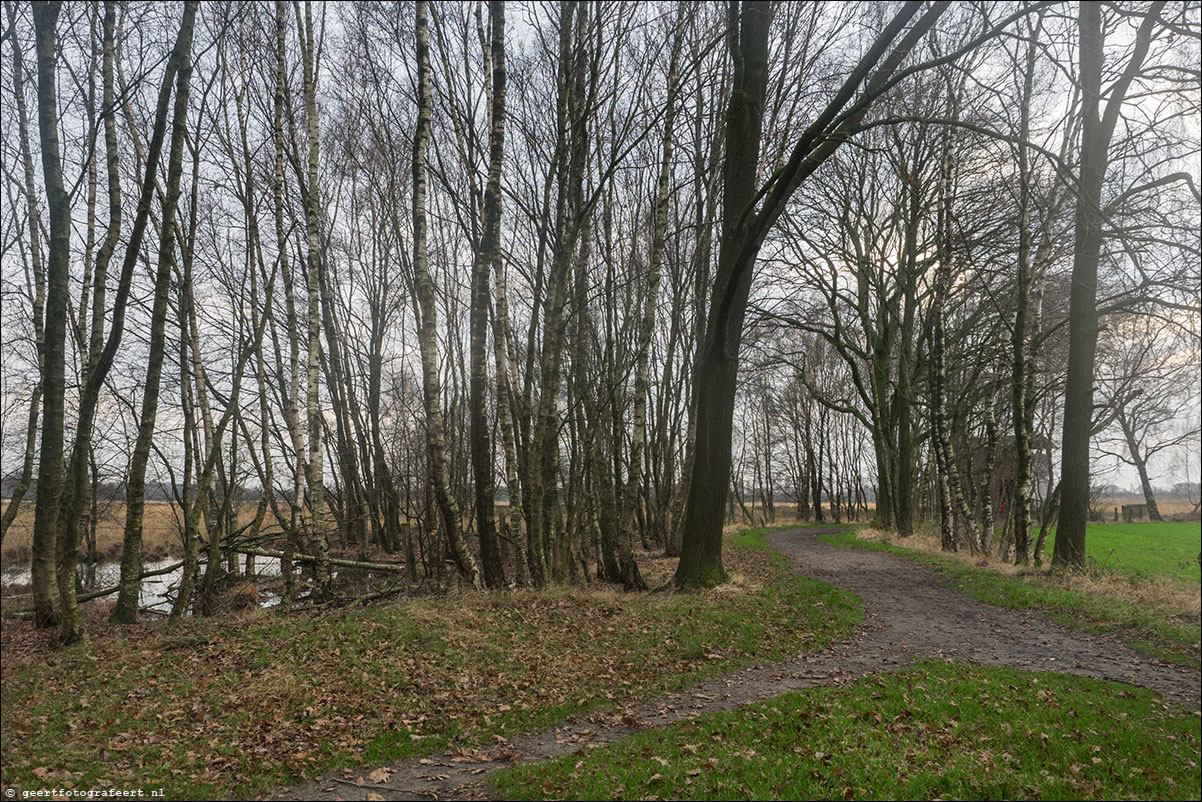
470, 0, 509, 590
1055, 1, 1163, 568
413, 0, 480, 588
675, 1, 946, 585
526, 0, 590, 586
675, 1, 772, 588
171, 284, 200, 618
29, 0, 69, 628
1, 0, 46, 547
618, 8, 684, 590
1118, 411, 1163, 522
295, 0, 334, 595
54, 0, 190, 636
111, 0, 198, 626
272, 0, 301, 602
1009, 13, 1047, 565
980, 383, 998, 551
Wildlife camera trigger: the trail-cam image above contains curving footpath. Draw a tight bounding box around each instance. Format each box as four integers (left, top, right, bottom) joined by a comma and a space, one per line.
278, 526, 1201, 801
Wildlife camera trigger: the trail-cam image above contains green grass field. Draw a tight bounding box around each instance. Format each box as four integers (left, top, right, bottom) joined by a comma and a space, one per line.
1048, 522, 1201, 583
494, 662, 1201, 801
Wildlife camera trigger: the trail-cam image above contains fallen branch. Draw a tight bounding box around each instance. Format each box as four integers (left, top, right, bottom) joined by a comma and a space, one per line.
233, 547, 411, 575
81, 560, 186, 602
2, 561, 186, 618
2, 552, 411, 619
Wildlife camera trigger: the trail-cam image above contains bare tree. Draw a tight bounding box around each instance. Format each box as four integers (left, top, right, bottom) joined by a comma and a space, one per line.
1056, 1, 1166, 568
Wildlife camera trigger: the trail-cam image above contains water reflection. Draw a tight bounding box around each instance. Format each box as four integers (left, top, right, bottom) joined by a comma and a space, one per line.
1, 557, 288, 614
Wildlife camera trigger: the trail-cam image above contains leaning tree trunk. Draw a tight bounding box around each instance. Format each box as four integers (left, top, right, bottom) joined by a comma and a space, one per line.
55, 0, 189, 637
675, 1, 946, 586
413, 0, 480, 588
1118, 411, 1163, 522
1, 0, 46, 547
675, 1, 772, 588
111, 0, 198, 626
54, 0, 122, 639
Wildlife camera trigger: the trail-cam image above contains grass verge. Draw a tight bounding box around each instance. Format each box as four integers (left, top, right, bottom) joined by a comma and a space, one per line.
821, 529, 1200, 671
0, 527, 859, 800
493, 661, 1202, 801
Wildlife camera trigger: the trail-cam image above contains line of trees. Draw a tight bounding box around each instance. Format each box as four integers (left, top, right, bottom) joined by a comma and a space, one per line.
1, 1, 1197, 642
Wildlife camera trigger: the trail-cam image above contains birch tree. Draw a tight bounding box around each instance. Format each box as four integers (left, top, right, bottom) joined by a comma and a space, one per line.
111, 0, 198, 628
413, 0, 480, 588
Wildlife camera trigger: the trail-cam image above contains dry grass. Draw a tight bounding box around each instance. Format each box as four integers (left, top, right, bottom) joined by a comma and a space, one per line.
1097, 496, 1200, 519
854, 527, 1202, 620
0, 499, 264, 566
2, 497, 879, 568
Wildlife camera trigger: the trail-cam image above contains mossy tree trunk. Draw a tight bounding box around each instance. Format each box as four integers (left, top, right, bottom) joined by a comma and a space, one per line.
29, 0, 69, 628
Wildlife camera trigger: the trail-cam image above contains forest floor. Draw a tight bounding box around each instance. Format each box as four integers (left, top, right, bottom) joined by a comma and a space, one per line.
0, 528, 859, 800
281, 526, 1201, 801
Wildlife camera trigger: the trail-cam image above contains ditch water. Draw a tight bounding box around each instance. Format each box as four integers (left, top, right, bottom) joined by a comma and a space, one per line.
1, 556, 288, 614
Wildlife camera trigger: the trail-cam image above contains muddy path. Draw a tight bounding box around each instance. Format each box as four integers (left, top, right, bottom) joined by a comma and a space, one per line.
275, 527, 1200, 801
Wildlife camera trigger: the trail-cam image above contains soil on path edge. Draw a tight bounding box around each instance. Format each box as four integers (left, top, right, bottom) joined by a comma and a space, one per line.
273, 527, 1201, 801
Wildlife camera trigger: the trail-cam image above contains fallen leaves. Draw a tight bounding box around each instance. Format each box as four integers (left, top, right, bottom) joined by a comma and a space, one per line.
1, 540, 842, 798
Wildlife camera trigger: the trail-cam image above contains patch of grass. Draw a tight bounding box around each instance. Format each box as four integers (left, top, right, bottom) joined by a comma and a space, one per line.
493, 662, 1202, 801
0, 530, 859, 800
822, 529, 1201, 671
1046, 522, 1201, 584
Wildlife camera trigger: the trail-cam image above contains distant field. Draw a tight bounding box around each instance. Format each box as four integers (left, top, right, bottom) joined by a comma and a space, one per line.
1050, 522, 1201, 584
0, 500, 264, 566
1096, 496, 1199, 518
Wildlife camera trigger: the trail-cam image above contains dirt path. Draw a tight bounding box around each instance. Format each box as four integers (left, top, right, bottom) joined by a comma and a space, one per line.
277, 527, 1201, 801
